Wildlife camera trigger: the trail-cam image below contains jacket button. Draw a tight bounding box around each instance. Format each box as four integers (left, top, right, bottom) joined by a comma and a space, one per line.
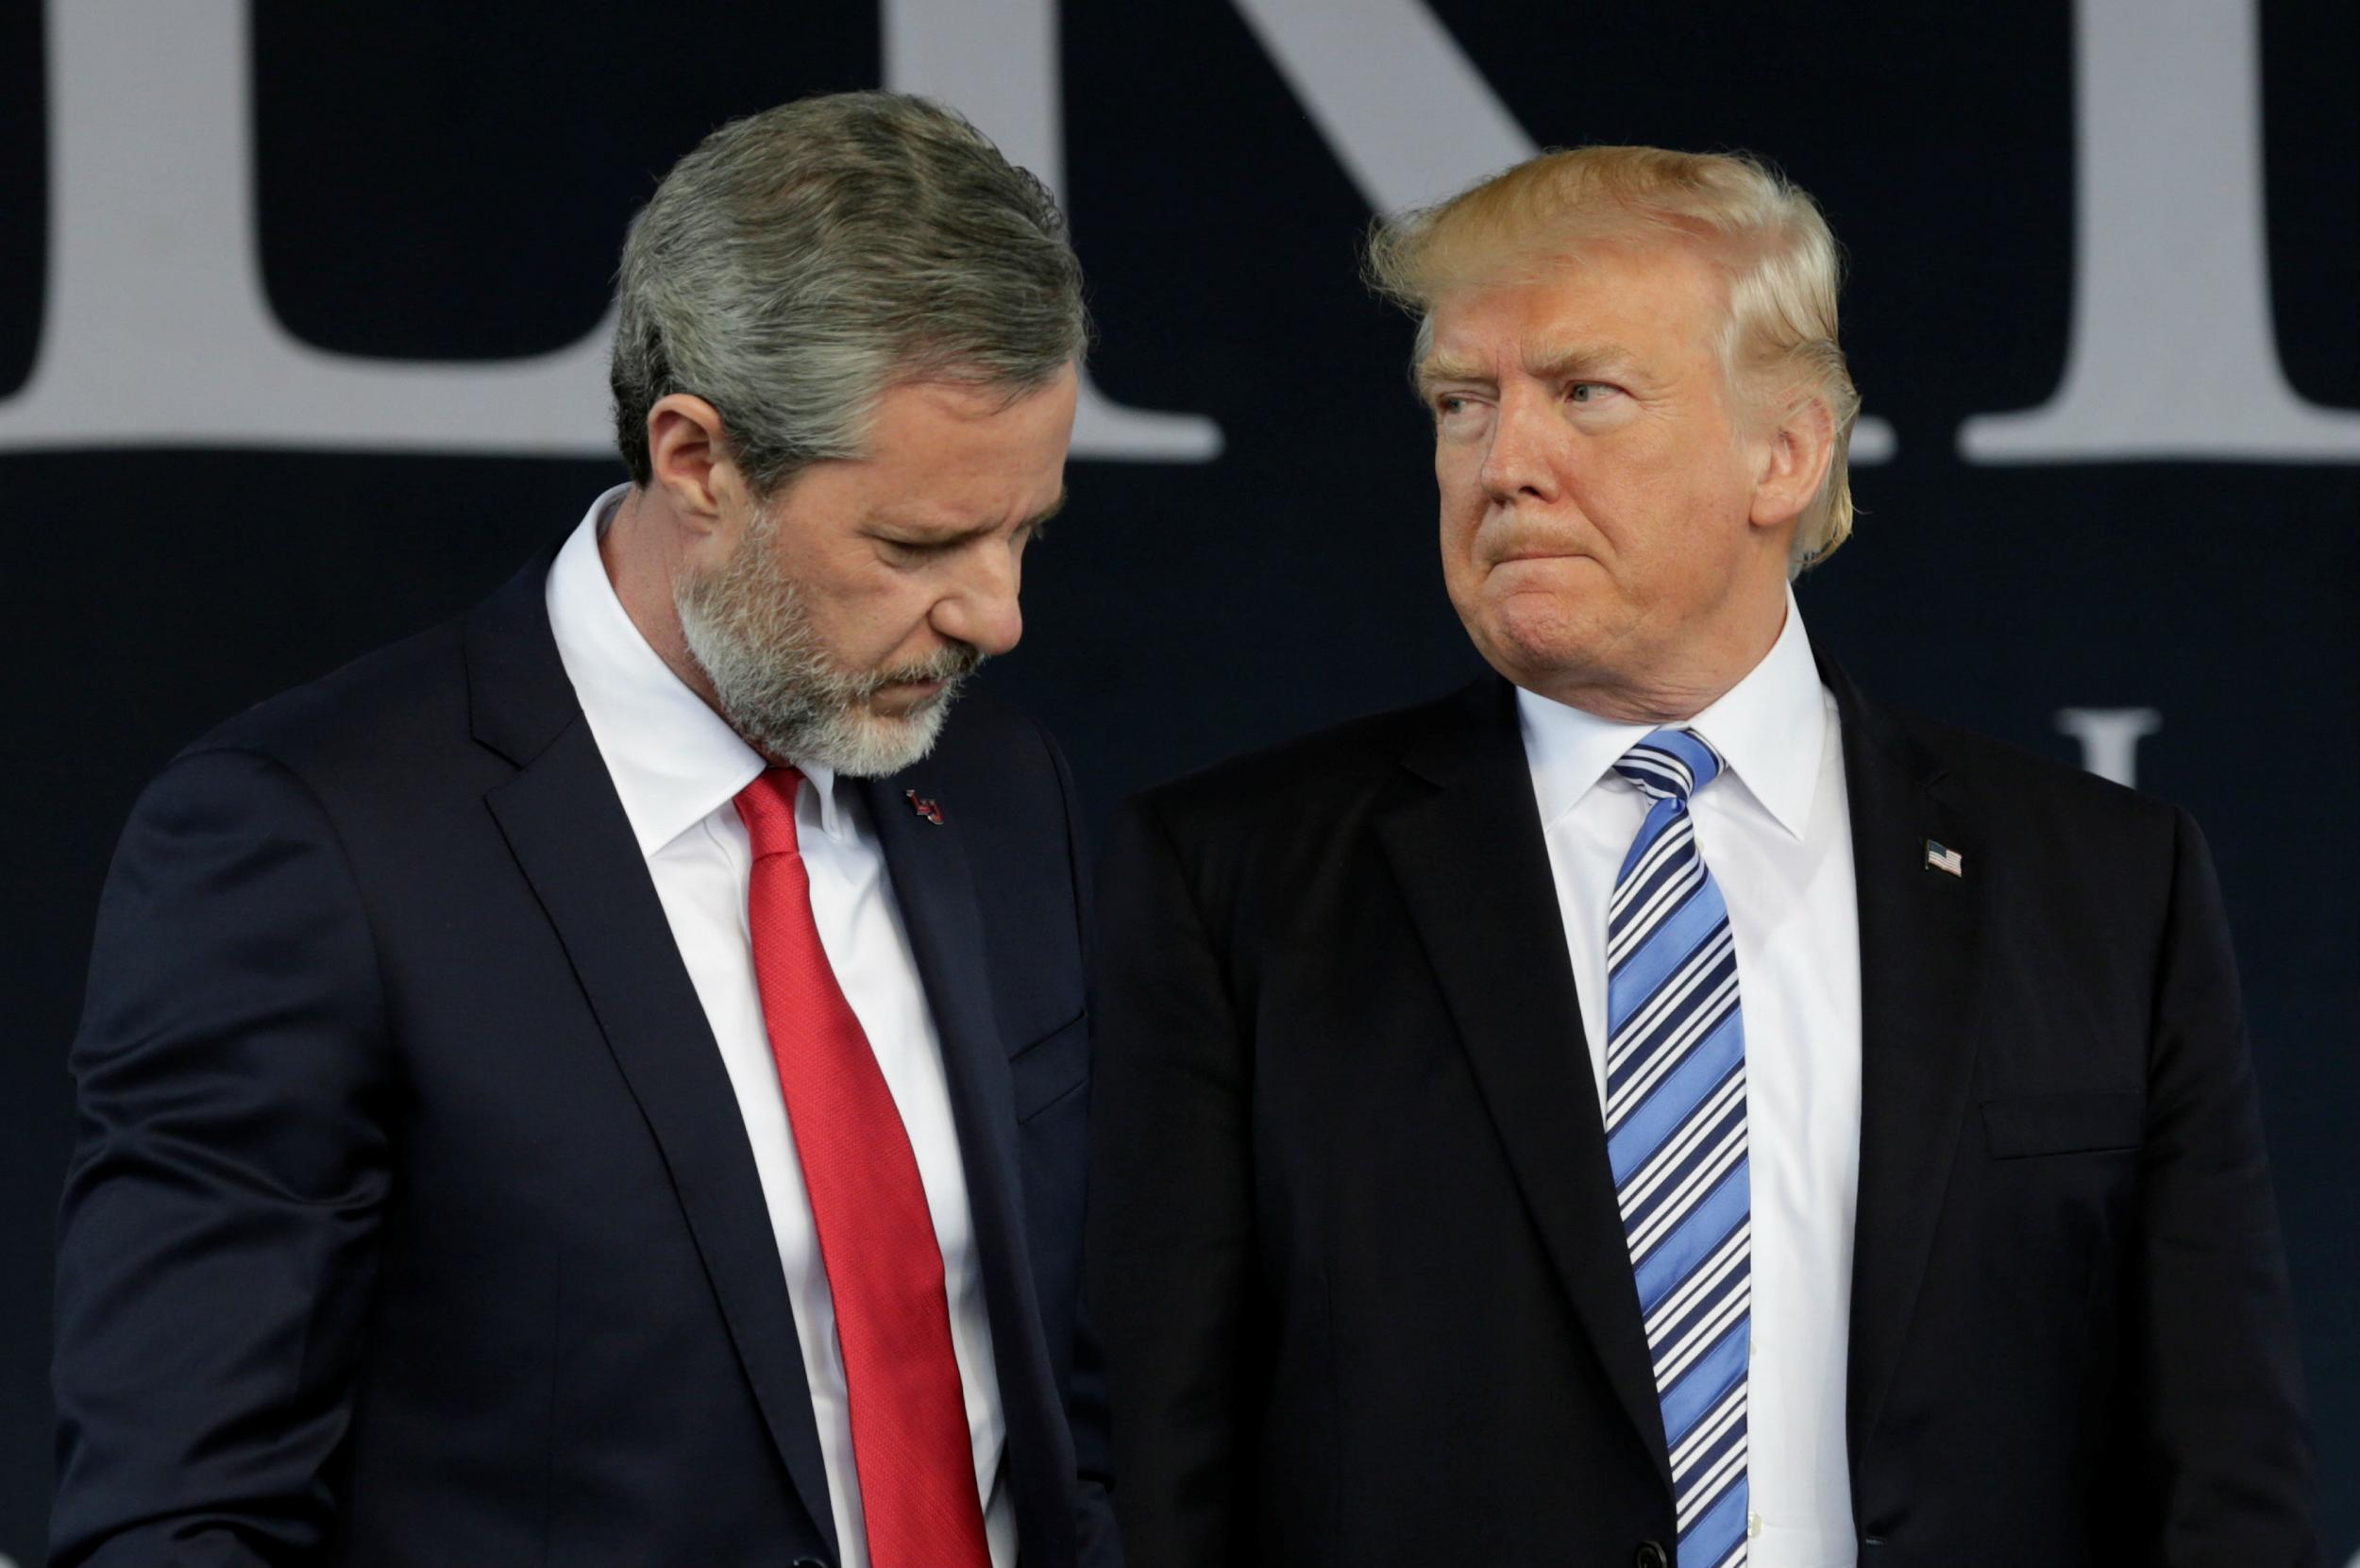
789, 1559, 829, 1568
1634, 1543, 1670, 1568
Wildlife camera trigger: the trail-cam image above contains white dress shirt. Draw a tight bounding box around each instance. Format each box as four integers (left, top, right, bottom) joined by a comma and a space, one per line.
546, 485, 1014, 1568
1519, 589, 1862, 1568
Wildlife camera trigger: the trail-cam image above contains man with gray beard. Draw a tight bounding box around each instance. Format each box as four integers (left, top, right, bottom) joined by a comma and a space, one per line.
52, 92, 1115, 1568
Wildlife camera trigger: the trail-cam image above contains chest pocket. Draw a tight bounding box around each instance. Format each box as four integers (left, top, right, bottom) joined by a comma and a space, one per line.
1981, 1089, 2144, 1158
1010, 1012, 1088, 1121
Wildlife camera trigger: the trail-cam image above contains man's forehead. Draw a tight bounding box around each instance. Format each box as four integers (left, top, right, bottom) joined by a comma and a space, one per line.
1419, 246, 1721, 384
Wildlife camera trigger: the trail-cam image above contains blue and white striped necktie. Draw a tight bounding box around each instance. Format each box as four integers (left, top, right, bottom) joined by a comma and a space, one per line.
1606, 728, 1751, 1568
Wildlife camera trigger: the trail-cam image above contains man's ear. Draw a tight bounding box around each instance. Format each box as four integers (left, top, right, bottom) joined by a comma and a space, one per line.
645, 394, 743, 536
1747, 392, 1836, 533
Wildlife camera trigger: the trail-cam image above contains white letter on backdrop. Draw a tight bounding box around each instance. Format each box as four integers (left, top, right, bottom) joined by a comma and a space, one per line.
1959, 0, 2359, 462
0, 0, 616, 456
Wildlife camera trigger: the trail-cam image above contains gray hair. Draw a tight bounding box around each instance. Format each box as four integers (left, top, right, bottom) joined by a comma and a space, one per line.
610, 91, 1088, 495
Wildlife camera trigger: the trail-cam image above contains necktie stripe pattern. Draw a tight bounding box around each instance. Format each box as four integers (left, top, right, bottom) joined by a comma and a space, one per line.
1606, 729, 1750, 1568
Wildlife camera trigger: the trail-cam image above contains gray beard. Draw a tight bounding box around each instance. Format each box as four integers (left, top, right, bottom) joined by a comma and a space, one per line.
674, 512, 977, 778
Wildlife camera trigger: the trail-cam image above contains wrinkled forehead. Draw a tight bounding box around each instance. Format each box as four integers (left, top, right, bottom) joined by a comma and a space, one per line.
1416, 235, 1733, 379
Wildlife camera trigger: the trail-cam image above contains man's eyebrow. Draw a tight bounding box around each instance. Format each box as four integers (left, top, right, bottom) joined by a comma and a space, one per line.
1414, 343, 1640, 396
1415, 355, 1492, 396
878, 489, 1066, 539
1526, 341, 1638, 381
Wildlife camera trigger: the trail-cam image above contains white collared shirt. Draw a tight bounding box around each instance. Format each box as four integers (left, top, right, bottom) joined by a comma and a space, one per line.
545, 485, 1014, 1568
1519, 590, 1863, 1568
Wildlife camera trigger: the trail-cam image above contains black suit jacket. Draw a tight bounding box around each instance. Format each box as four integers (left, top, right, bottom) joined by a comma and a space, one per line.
1087, 658, 2312, 1567
53, 548, 1117, 1567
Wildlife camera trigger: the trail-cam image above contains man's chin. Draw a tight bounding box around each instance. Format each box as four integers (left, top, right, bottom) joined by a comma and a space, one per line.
817, 683, 959, 778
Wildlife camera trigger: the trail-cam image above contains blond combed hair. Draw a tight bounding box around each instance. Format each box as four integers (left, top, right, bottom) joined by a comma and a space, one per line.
1365, 146, 1862, 569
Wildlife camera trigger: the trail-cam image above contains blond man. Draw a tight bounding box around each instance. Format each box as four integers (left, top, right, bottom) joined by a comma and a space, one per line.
1088, 147, 2312, 1568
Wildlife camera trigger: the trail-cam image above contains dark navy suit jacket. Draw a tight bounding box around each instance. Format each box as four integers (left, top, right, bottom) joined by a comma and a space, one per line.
53, 546, 1116, 1567
1088, 657, 2313, 1568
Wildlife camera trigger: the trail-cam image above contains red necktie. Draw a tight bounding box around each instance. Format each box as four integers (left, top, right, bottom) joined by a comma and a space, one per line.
735, 768, 991, 1568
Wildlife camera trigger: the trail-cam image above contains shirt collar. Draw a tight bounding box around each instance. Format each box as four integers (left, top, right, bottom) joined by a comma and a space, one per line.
545, 484, 852, 856
1517, 585, 1826, 840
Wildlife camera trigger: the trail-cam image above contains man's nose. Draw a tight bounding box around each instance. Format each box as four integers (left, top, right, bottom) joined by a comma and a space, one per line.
1478, 388, 1561, 505
933, 548, 1025, 658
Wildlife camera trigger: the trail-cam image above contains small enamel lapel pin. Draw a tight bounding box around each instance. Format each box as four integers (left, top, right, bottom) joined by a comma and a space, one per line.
905, 789, 945, 825
1924, 839, 1964, 877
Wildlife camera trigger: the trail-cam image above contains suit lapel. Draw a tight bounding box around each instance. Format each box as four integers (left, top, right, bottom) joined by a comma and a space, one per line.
1822, 655, 1990, 1474
464, 558, 840, 1556
1374, 678, 1674, 1494
861, 767, 1076, 1567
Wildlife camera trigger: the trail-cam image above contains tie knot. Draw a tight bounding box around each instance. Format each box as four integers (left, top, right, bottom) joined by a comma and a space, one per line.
1612, 729, 1725, 803
733, 767, 805, 858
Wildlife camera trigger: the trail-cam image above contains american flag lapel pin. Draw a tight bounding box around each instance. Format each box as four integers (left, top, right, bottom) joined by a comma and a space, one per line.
904, 789, 945, 826
1924, 839, 1964, 877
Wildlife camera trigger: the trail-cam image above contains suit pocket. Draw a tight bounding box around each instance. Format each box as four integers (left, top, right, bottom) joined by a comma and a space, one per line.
1010, 1011, 1087, 1122
1981, 1089, 2143, 1158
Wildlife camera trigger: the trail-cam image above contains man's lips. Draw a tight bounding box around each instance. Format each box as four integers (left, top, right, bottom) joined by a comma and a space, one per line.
868, 669, 964, 710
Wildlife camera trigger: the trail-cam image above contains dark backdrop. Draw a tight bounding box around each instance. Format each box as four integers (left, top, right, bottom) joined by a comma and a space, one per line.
2, 2, 2352, 1562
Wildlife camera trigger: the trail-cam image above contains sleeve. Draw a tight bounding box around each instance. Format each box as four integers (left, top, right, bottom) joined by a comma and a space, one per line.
1086, 800, 1261, 1568
2133, 808, 2317, 1565
49, 748, 396, 1568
